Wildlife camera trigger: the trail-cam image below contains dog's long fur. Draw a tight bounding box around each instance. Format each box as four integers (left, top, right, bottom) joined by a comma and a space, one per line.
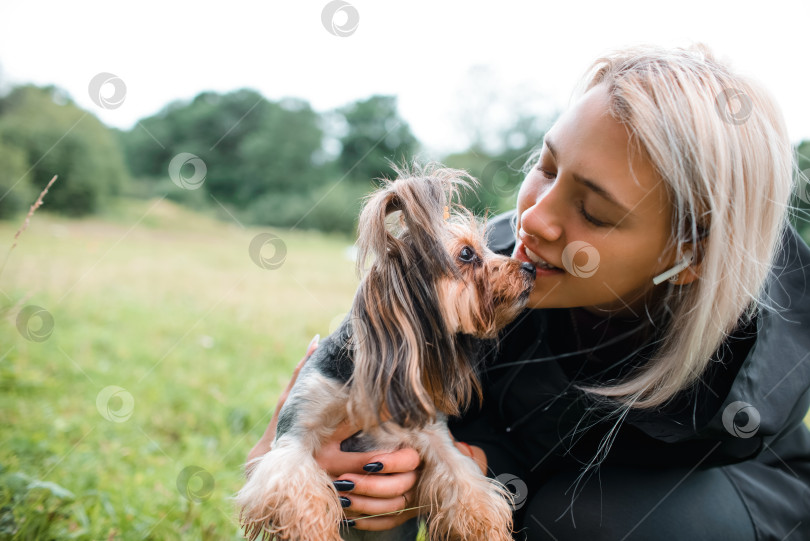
237, 164, 535, 541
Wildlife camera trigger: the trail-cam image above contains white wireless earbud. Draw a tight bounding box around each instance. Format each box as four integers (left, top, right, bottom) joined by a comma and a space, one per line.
652, 250, 694, 285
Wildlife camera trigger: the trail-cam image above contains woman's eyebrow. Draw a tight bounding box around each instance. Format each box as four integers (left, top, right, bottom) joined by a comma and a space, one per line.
544, 137, 633, 217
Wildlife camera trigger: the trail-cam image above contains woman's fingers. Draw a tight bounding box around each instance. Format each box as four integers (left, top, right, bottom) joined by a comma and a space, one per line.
362, 447, 421, 474
335, 470, 418, 499
342, 490, 421, 532
332, 462, 421, 530
316, 425, 379, 476
342, 489, 418, 517
247, 337, 425, 535
346, 507, 421, 531
318, 422, 422, 477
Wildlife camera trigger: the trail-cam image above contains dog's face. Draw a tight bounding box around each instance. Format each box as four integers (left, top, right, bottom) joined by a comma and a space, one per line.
439, 218, 535, 339
348, 164, 536, 428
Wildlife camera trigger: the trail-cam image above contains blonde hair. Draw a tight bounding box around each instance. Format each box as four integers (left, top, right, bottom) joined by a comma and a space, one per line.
559, 44, 795, 408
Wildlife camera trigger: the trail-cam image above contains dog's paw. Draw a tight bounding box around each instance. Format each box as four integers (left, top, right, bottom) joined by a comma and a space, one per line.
238, 482, 344, 541
422, 470, 514, 541
237, 444, 343, 541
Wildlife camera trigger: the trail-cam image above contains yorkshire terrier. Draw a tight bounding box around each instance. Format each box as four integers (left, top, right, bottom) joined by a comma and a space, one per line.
236, 164, 535, 541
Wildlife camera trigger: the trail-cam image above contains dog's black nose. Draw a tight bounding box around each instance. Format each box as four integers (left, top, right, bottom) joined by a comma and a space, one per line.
521, 262, 537, 277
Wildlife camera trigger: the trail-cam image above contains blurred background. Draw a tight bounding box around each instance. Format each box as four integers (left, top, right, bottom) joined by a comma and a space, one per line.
1, 0, 809, 539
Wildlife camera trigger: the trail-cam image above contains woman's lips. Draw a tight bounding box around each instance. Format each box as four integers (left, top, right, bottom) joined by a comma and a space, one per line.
514, 242, 565, 276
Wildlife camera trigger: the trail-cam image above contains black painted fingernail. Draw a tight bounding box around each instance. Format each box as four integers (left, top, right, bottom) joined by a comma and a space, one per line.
339, 496, 351, 508
341, 519, 356, 528
333, 480, 355, 491
363, 461, 384, 473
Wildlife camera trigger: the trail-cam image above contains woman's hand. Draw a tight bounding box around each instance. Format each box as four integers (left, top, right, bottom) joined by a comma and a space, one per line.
315, 421, 422, 531
450, 435, 488, 476
245, 335, 423, 531
316, 428, 488, 531
244, 336, 487, 531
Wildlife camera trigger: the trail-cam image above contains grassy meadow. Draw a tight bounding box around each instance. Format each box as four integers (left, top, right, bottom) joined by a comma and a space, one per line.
0, 197, 360, 539
1, 197, 809, 540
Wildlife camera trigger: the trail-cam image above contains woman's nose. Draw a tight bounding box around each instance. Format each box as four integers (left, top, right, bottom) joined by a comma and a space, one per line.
520, 186, 563, 242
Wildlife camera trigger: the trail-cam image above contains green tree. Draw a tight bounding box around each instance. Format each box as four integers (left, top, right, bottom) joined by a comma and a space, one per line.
0, 140, 31, 218
120, 90, 326, 209
120, 89, 424, 233
0, 85, 128, 216
443, 113, 552, 217
234, 98, 325, 205
792, 140, 810, 242
336, 95, 418, 186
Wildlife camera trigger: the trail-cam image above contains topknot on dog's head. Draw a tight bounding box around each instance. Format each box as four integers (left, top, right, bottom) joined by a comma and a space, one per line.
355, 161, 478, 277
349, 162, 483, 428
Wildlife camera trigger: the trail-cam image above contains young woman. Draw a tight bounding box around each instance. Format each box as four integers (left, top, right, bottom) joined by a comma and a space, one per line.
248, 44, 810, 540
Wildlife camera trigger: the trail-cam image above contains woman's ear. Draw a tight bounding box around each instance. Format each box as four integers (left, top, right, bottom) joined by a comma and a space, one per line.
658, 242, 702, 286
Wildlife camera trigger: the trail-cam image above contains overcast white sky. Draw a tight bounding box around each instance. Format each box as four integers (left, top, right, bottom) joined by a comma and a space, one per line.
1, 0, 808, 156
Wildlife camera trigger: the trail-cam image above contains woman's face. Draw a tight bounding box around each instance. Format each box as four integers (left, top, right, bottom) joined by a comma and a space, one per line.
514, 83, 683, 317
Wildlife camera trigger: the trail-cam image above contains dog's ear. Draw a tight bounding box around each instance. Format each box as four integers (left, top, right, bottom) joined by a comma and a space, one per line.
355, 164, 473, 276
348, 164, 482, 429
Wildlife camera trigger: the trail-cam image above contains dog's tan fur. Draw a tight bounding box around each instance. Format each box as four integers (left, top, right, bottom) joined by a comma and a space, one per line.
236, 164, 533, 540
238, 373, 349, 541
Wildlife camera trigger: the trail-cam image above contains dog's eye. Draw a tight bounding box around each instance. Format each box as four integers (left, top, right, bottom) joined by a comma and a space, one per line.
458, 246, 477, 263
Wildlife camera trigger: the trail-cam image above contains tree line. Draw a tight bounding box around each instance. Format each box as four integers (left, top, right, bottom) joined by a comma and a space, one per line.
0, 84, 547, 233
0, 83, 808, 238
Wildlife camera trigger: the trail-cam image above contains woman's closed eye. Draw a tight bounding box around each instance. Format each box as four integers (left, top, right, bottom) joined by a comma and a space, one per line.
537, 165, 556, 181
578, 201, 610, 227
536, 165, 611, 227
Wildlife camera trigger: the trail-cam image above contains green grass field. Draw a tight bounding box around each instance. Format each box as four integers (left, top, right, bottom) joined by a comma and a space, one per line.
1, 198, 808, 540
0, 197, 360, 539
